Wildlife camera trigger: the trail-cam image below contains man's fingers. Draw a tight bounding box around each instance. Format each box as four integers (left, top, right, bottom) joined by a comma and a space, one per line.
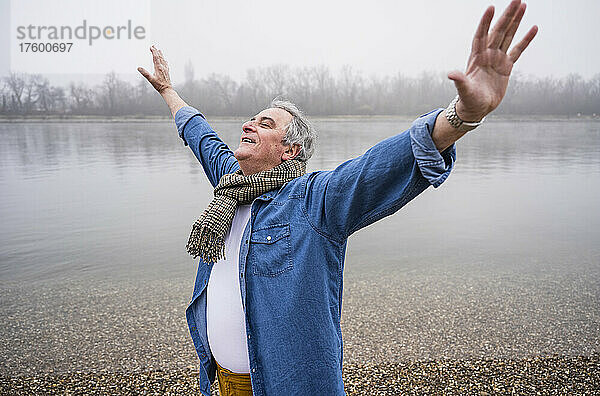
151, 45, 162, 67
489, 0, 521, 49
157, 49, 169, 68
508, 25, 538, 63
448, 70, 469, 94
150, 46, 168, 71
471, 6, 494, 55
500, 3, 526, 53
137, 67, 152, 80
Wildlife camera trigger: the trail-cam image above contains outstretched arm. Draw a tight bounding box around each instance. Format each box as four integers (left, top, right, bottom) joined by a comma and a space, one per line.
431, 0, 538, 152
137, 46, 239, 186
137, 45, 187, 118
303, 1, 538, 240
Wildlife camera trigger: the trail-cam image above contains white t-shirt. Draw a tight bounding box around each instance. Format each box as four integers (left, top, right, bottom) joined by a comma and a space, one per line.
206, 204, 251, 373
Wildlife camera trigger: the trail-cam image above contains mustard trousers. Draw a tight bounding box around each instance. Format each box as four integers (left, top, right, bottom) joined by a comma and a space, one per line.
215, 362, 253, 396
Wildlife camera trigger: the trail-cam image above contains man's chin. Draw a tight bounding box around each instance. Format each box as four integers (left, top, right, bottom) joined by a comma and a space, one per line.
233, 149, 251, 162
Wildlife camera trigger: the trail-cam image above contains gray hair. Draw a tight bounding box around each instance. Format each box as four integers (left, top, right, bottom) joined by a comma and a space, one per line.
270, 99, 316, 162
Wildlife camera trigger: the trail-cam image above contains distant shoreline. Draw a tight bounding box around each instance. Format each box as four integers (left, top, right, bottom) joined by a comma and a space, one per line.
1, 114, 599, 123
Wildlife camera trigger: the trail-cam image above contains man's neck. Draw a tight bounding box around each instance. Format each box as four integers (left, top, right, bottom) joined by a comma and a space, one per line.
238, 160, 283, 176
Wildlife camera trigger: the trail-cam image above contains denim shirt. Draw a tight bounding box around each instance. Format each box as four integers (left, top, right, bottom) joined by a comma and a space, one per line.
175, 106, 456, 396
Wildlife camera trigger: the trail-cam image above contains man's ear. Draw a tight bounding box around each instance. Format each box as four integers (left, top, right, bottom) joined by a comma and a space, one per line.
282, 144, 301, 161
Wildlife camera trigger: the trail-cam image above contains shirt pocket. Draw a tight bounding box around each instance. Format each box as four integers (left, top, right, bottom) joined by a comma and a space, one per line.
249, 223, 292, 277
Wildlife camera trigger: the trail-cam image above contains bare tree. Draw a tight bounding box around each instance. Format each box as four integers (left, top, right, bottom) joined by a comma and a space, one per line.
53, 87, 66, 113
263, 65, 289, 98
589, 74, 600, 115
245, 68, 269, 110
184, 60, 195, 84
69, 82, 94, 114
287, 67, 314, 111
336, 65, 363, 114
99, 71, 119, 114
5, 73, 26, 113
98, 71, 134, 115
0, 80, 8, 114
22, 75, 44, 115
203, 74, 238, 115
35, 77, 52, 113
311, 65, 334, 115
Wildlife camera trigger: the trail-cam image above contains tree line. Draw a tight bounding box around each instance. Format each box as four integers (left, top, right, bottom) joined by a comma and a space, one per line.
1, 64, 599, 117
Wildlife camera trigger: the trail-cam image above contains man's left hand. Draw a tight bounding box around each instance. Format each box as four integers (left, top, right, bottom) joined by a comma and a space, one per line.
448, 0, 538, 122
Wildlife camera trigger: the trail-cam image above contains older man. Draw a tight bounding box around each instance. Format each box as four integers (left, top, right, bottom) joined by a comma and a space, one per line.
138, 2, 537, 395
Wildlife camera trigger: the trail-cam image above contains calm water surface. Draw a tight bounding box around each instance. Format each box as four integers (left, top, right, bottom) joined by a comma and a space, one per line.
1, 118, 599, 283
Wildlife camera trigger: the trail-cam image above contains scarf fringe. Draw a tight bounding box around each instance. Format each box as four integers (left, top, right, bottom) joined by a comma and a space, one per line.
186, 221, 226, 264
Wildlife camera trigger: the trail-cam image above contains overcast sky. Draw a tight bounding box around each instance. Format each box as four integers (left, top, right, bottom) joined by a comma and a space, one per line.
1, 0, 599, 85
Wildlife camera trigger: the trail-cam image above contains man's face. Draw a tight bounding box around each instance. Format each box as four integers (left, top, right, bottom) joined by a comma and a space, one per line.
234, 107, 299, 175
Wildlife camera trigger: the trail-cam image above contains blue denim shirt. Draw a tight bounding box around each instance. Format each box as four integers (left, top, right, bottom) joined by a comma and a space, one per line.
175, 106, 456, 396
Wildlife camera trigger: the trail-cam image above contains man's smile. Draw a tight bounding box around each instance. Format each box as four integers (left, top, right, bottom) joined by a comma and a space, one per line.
240, 134, 257, 144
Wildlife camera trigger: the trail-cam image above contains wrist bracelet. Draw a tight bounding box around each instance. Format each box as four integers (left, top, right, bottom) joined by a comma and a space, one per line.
445, 95, 485, 132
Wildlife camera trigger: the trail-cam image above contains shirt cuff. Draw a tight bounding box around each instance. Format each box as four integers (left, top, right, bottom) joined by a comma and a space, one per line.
409, 108, 457, 188
174, 106, 206, 146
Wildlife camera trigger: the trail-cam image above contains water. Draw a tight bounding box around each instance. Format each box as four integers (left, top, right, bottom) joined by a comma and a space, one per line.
1, 117, 599, 374
1, 118, 599, 284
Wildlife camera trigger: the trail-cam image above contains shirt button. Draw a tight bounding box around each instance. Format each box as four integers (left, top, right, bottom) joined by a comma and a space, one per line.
247, 334, 251, 339
240, 273, 244, 279
252, 368, 256, 373
266, 236, 272, 241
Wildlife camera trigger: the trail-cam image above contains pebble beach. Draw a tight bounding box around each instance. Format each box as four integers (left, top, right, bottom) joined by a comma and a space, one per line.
2, 266, 599, 395
2, 355, 599, 395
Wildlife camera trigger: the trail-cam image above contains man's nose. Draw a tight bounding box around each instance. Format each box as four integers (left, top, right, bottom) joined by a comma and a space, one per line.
242, 121, 256, 133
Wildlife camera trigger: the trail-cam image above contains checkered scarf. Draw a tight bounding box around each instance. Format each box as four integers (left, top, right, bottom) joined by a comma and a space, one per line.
186, 159, 306, 264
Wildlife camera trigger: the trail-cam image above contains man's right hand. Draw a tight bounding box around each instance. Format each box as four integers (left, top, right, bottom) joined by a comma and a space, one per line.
138, 45, 173, 94
138, 45, 188, 117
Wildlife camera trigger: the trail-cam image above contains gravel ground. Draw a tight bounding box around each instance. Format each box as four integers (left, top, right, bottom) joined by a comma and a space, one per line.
1, 355, 599, 395
1, 267, 599, 394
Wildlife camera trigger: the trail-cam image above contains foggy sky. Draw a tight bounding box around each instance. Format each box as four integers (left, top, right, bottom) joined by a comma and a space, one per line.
1, 0, 599, 85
